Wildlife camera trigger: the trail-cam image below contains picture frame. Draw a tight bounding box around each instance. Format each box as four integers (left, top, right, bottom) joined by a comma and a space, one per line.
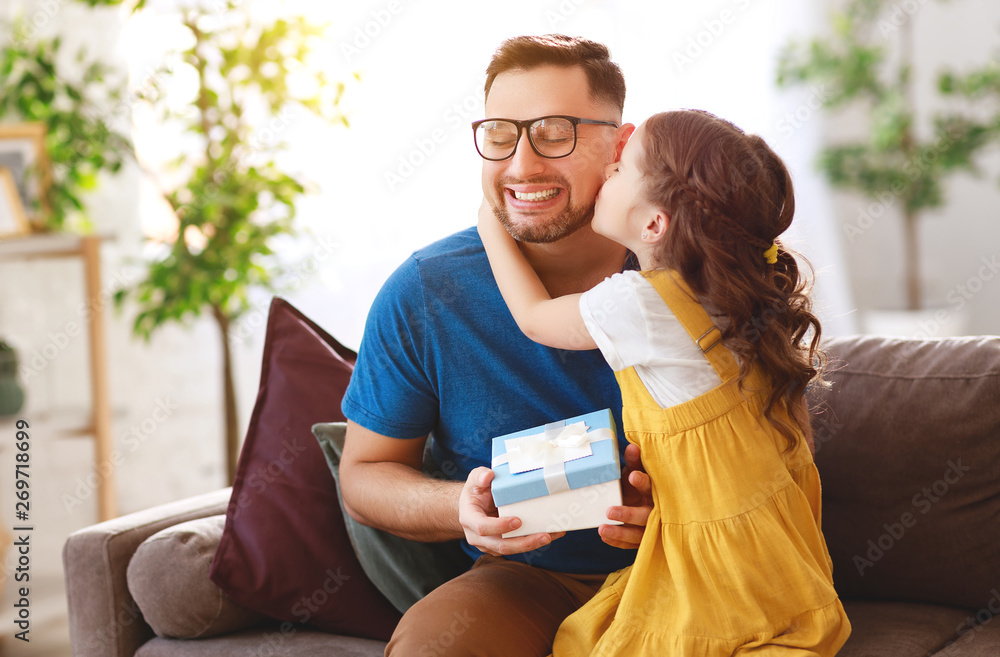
0, 167, 30, 238
0, 122, 50, 229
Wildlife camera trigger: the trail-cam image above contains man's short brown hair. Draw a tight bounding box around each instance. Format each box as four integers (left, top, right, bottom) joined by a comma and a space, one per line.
484, 34, 626, 115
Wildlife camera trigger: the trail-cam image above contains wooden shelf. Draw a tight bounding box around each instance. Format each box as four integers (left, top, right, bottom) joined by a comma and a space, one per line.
0, 233, 117, 521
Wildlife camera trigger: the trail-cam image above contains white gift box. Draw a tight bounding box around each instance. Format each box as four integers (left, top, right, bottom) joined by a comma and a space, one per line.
490, 409, 623, 538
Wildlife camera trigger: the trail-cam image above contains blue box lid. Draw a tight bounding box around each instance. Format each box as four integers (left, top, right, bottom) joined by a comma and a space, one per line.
491, 408, 620, 506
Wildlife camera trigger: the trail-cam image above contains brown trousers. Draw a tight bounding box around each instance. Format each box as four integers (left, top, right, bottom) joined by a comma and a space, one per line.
385, 554, 608, 657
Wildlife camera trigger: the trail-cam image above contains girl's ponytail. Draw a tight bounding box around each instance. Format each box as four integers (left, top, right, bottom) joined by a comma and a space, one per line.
641, 111, 824, 451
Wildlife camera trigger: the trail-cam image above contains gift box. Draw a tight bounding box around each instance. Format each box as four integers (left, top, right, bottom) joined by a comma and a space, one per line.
491, 409, 622, 538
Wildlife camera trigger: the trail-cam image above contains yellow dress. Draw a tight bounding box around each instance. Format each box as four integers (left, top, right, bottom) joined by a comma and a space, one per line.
552, 270, 851, 656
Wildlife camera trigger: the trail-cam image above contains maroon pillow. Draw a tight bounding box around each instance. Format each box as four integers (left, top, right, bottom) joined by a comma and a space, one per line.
209, 297, 401, 640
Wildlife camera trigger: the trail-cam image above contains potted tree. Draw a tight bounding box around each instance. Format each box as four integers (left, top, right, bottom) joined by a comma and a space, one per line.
113, 0, 352, 482
777, 0, 998, 331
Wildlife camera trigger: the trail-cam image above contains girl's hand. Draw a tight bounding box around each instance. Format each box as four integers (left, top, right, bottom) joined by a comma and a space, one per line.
477, 197, 508, 243
600, 443, 653, 550
477, 197, 493, 227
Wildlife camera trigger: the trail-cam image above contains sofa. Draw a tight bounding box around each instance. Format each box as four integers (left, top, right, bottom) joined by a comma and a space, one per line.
63, 331, 1000, 657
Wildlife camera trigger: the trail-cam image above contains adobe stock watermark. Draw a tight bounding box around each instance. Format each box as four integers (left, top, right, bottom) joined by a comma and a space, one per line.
945, 255, 1000, 314
339, 0, 405, 65
61, 397, 180, 514
544, 0, 587, 29
775, 86, 831, 142
673, 0, 754, 73
11, 0, 68, 45
384, 83, 482, 192
86, 601, 143, 654
936, 588, 1000, 655
909, 254, 999, 340
810, 414, 845, 456
853, 458, 971, 576
880, 253, 1000, 348
877, 0, 932, 36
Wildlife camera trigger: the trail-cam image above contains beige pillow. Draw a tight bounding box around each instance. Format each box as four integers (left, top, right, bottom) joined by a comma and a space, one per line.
126, 515, 269, 639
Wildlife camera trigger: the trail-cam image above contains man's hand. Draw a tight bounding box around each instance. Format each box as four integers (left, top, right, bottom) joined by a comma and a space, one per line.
459, 466, 564, 556
599, 444, 653, 549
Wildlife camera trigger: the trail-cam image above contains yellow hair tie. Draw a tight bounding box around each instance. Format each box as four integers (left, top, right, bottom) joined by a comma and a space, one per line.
763, 243, 778, 264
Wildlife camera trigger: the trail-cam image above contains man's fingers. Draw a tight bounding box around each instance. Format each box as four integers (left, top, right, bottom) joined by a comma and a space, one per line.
477, 532, 564, 556
469, 514, 520, 538
606, 503, 650, 527
598, 523, 643, 550
467, 466, 494, 494
623, 443, 642, 471
628, 469, 652, 497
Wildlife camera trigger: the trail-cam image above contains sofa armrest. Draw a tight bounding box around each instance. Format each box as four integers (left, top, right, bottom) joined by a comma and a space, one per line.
63, 487, 232, 657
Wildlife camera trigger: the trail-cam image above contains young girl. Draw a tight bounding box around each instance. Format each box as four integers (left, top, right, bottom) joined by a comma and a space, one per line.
478, 109, 851, 656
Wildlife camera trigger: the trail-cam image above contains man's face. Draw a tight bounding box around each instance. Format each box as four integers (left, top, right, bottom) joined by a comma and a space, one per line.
481, 65, 621, 244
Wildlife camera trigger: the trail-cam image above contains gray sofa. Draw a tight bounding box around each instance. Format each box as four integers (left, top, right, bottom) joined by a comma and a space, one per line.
64, 335, 1000, 656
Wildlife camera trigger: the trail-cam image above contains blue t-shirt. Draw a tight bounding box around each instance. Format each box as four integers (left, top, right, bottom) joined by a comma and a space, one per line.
342, 227, 636, 574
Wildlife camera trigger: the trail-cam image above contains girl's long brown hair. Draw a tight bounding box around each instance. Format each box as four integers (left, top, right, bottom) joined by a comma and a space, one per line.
640, 110, 824, 450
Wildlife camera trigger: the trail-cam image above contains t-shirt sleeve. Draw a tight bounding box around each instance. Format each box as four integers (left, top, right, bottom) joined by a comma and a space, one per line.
341, 256, 439, 439
578, 271, 650, 372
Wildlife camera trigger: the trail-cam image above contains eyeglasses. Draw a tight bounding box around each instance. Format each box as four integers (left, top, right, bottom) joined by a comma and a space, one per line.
471, 115, 619, 161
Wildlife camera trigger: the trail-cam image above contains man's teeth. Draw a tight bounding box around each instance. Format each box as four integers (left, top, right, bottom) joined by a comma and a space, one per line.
513, 188, 559, 201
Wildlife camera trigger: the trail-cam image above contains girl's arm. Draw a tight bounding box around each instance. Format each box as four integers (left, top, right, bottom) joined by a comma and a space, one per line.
477, 201, 597, 351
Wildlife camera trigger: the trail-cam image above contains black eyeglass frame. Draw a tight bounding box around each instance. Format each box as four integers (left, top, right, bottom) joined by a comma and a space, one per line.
471, 115, 620, 161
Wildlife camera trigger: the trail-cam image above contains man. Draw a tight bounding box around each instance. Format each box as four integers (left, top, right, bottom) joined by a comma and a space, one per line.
340, 34, 651, 656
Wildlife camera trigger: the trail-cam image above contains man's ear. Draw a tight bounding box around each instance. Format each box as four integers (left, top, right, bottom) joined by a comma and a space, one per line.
613, 123, 636, 162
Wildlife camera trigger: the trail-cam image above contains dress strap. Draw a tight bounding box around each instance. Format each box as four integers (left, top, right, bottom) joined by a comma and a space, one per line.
640, 270, 740, 382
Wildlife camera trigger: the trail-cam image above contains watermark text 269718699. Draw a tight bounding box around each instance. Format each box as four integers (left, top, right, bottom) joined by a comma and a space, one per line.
11, 418, 33, 642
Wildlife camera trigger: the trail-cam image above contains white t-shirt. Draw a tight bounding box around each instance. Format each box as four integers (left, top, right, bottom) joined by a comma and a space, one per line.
579, 271, 723, 408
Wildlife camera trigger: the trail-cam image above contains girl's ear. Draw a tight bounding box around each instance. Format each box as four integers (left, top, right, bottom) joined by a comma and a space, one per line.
642, 210, 669, 243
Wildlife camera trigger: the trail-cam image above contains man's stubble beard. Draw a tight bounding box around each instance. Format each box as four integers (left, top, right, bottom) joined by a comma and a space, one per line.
492, 189, 596, 244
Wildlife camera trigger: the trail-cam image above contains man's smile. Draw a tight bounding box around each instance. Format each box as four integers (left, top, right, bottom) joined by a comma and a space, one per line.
511, 188, 560, 201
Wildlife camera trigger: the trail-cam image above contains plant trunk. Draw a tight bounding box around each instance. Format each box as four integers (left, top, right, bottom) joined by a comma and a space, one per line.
903, 210, 921, 311
211, 304, 240, 484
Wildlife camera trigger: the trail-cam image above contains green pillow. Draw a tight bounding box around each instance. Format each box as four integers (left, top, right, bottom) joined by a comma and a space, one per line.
311, 422, 472, 614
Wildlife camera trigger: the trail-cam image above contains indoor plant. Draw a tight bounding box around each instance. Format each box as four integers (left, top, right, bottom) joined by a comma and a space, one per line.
0, 19, 133, 231
777, 0, 999, 319
112, 0, 351, 481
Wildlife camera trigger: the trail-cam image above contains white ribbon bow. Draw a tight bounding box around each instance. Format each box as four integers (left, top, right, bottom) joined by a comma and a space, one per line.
493, 421, 597, 495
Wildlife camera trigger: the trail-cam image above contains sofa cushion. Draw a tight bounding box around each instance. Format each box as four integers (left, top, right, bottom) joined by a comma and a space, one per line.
135, 626, 386, 657
312, 422, 471, 614
837, 600, 973, 657
209, 298, 400, 641
127, 515, 268, 639
810, 335, 1000, 610
929, 605, 1000, 656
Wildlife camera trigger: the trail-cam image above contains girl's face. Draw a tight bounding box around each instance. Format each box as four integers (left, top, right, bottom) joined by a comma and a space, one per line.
592, 123, 659, 251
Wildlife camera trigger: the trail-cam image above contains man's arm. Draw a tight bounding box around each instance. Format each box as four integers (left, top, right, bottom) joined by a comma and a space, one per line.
339, 420, 562, 554
339, 420, 459, 542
